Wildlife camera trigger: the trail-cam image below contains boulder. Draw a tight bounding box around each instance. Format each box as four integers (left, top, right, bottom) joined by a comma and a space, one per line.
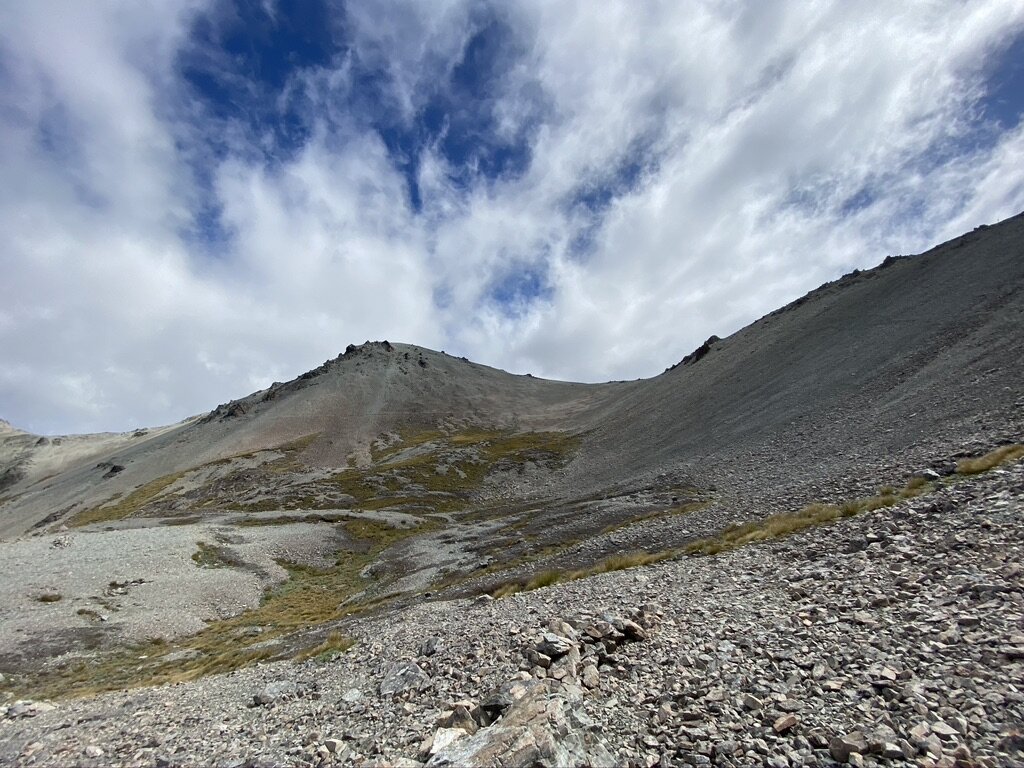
426, 680, 614, 768
254, 681, 299, 706
536, 633, 574, 658
380, 661, 430, 697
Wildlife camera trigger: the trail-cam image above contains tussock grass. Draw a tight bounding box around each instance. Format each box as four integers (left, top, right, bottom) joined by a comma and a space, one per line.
191, 541, 245, 569
70, 471, 186, 527
600, 501, 705, 535
293, 631, 355, 663
683, 470, 958, 557
491, 549, 678, 598
956, 443, 1024, 475
329, 429, 579, 514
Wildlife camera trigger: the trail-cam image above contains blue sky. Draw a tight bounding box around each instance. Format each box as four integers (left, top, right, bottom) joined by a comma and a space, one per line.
2, 1, 1024, 434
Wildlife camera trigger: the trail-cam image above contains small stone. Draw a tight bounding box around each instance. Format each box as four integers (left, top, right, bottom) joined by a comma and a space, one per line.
323, 739, 343, 754
741, 693, 763, 711
419, 636, 441, 657
880, 742, 905, 759
438, 706, 478, 735
848, 753, 865, 768
380, 661, 430, 696
614, 618, 647, 641
581, 665, 600, 689
830, 736, 862, 763
84, 746, 104, 758
536, 633, 574, 658
931, 721, 959, 740
922, 735, 944, 758
897, 739, 917, 759
952, 745, 972, 760
773, 714, 799, 734
910, 722, 932, 742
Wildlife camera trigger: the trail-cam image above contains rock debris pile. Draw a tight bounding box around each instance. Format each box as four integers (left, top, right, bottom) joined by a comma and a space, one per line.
1, 459, 1022, 767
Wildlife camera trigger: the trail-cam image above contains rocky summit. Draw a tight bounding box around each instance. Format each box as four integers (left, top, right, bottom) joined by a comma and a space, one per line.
0, 213, 1023, 767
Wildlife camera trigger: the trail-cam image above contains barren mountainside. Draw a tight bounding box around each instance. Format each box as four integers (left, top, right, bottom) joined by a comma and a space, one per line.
0, 212, 1022, 768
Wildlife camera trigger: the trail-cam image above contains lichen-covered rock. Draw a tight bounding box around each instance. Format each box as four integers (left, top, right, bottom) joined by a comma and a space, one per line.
380, 660, 430, 697
426, 680, 614, 768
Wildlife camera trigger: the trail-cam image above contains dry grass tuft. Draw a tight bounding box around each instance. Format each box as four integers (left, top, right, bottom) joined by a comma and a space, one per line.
70, 472, 186, 527
491, 548, 678, 598
191, 541, 245, 569
682, 448, 1021, 559
956, 444, 1024, 475
292, 631, 356, 663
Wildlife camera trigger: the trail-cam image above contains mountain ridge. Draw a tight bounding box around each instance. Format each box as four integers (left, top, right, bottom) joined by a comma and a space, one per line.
2, 211, 1023, 543
0, 213, 1022, 765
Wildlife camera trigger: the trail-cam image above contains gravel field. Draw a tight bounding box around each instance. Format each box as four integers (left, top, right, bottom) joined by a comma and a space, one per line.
1, 454, 1021, 767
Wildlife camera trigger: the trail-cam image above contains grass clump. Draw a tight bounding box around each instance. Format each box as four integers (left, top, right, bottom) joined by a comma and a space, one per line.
600, 500, 705, 535
191, 541, 245, 569
292, 631, 356, 663
684, 474, 941, 557
70, 471, 186, 527
491, 549, 678, 598
329, 429, 579, 513
956, 444, 1024, 475
682, 438, 1024, 559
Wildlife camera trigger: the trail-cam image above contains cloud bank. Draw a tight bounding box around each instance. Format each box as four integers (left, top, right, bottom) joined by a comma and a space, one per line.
2, 1, 1023, 434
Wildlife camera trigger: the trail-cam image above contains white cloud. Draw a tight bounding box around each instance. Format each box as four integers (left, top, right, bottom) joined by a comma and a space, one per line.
1, 0, 1023, 433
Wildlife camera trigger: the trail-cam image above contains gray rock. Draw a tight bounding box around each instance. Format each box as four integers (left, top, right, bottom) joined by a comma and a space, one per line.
740, 693, 763, 711
931, 720, 959, 740
429, 728, 468, 755
426, 681, 614, 768
418, 636, 441, 657
536, 633, 574, 658
829, 735, 864, 763
380, 661, 430, 697
773, 714, 799, 734
254, 680, 299, 706
438, 705, 478, 735
879, 742, 905, 759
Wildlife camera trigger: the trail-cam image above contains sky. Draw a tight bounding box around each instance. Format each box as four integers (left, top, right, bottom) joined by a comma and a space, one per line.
2, 1, 1024, 435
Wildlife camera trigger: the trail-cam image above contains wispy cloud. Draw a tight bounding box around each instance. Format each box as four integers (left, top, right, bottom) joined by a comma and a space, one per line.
1, 0, 1023, 433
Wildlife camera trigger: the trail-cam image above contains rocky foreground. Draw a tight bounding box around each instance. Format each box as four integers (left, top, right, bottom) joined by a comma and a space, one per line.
2, 457, 1023, 768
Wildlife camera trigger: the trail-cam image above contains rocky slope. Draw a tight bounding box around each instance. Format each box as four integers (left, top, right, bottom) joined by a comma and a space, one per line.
0, 212, 1022, 766
1, 447, 1021, 767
